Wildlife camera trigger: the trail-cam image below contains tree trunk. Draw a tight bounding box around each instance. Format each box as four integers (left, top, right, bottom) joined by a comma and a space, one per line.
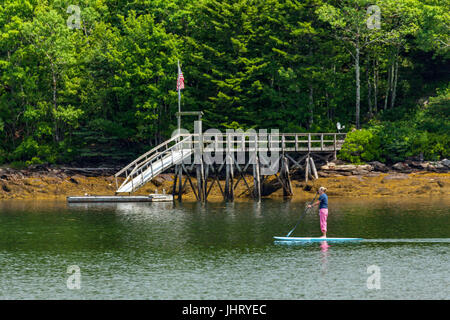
390, 52, 399, 109
308, 84, 314, 128
355, 44, 361, 129
373, 57, 378, 114
384, 60, 392, 110
367, 63, 372, 117
52, 67, 59, 142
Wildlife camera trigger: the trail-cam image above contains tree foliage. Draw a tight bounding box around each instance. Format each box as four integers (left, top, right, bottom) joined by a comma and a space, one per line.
0, 0, 448, 165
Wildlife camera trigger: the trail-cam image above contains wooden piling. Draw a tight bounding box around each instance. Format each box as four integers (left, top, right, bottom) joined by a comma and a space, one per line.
204, 164, 209, 201
305, 155, 310, 183
253, 155, 261, 201
172, 165, 178, 196
177, 164, 183, 201
333, 133, 337, 160
224, 154, 234, 201
196, 163, 203, 202
281, 156, 293, 196
309, 156, 319, 180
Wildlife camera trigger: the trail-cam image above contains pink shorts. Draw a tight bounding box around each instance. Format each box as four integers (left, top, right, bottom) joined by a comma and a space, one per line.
319, 208, 328, 233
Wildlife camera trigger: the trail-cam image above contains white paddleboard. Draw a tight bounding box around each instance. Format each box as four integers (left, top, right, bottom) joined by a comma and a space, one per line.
274, 236, 363, 242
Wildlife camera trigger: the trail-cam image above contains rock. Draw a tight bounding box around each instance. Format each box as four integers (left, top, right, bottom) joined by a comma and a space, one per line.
333, 159, 346, 165
409, 161, 424, 169
261, 182, 280, 196
352, 169, 370, 175
434, 162, 446, 171
68, 177, 79, 184
321, 163, 373, 173
441, 159, 450, 168
392, 162, 412, 172
321, 162, 336, 170
364, 172, 381, 177
420, 162, 430, 169
427, 162, 447, 172
359, 164, 373, 171
159, 174, 174, 182
393, 162, 406, 170
335, 164, 357, 171
28, 164, 49, 172
368, 161, 389, 172
381, 174, 409, 183
318, 171, 330, 177
152, 176, 165, 186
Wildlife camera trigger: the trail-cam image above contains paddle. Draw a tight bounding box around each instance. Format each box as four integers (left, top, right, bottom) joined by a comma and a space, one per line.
286, 192, 319, 237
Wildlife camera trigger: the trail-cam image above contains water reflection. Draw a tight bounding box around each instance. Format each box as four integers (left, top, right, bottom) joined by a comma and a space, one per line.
320, 241, 330, 274
320, 241, 330, 253
67, 201, 175, 214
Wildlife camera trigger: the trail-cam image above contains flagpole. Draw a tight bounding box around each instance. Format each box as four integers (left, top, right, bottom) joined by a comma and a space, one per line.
177, 60, 181, 139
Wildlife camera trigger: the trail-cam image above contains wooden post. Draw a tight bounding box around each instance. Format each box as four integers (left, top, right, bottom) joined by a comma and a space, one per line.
204, 164, 209, 201
225, 152, 233, 201
333, 133, 337, 160
227, 154, 234, 201
225, 161, 229, 201
196, 163, 203, 202
177, 164, 183, 201
253, 155, 261, 201
281, 156, 293, 196
305, 154, 310, 183
308, 134, 311, 152
172, 165, 178, 196
310, 156, 319, 180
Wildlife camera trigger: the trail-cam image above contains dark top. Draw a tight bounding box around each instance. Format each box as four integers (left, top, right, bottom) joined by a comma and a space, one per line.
319, 193, 328, 209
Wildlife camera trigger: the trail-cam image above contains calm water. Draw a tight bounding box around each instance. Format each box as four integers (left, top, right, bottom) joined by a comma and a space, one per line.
0, 197, 449, 300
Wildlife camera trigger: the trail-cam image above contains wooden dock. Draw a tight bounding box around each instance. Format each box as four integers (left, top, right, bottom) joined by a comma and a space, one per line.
67, 194, 173, 203
114, 131, 346, 202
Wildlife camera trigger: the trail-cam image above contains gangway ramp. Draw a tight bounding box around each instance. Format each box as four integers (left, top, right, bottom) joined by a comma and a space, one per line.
115, 135, 193, 193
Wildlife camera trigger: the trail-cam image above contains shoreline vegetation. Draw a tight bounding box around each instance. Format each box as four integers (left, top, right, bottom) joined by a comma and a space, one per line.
0, 1, 449, 169
1, 159, 448, 201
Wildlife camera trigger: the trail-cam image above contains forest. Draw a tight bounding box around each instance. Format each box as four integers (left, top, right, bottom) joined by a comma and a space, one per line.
0, 0, 448, 166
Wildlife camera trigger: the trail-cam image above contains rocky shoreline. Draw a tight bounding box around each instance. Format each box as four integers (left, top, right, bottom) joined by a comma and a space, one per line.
0, 160, 449, 200
318, 159, 450, 176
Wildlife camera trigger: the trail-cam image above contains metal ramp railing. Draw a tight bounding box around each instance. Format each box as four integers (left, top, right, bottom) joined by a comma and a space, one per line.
115, 135, 193, 193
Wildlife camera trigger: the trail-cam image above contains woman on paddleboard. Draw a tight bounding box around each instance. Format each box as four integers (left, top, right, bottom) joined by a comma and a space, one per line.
308, 187, 328, 238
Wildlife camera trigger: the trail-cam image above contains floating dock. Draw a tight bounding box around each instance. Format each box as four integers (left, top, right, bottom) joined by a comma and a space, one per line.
67, 194, 173, 203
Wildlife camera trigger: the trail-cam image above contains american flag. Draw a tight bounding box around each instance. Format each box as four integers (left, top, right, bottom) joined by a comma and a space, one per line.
177, 63, 185, 91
